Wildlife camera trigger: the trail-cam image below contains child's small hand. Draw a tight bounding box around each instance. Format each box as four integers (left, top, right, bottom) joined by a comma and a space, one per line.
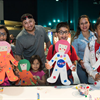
72, 66, 76, 71
45, 61, 52, 69
70, 64, 76, 71
33, 75, 38, 80
95, 73, 100, 81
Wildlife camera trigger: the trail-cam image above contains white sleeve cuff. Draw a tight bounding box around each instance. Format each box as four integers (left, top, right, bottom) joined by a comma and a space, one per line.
69, 64, 75, 70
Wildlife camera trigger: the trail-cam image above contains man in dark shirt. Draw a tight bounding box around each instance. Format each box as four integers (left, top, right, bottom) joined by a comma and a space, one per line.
15, 13, 51, 68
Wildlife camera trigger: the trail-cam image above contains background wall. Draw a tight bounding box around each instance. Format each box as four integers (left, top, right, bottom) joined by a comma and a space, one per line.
0, 0, 4, 20
37, 0, 100, 30
2, 0, 100, 31
3, 0, 37, 23
37, 0, 64, 28
78, 0, 100, 29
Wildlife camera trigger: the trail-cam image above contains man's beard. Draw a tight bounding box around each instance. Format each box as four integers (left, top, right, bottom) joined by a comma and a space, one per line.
26, 26, 35, 32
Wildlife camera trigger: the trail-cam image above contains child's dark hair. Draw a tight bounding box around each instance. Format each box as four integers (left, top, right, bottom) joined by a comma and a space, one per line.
0, 25, 10, 43
94, 17, 100, 29
30, 55, 43, 71
56, 22, 70, 33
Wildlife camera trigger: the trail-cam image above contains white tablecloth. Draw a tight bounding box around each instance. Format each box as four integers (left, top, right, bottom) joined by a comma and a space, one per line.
0, 85, 100, 100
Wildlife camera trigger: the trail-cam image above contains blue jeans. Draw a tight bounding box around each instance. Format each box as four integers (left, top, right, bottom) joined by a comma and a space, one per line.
77, 63, 88, 83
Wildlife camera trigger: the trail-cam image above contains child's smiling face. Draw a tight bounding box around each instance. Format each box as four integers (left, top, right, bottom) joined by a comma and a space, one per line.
56, 27, 69, 40
31, 59, 40, 72
0, 29, 7, 41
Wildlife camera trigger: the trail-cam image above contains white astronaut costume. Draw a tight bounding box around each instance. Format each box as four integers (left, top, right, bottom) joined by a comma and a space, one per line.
47, 40, 75, 85
83, 39, 100, 87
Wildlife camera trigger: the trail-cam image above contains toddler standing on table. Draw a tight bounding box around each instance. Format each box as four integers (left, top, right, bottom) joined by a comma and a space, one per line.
45, 22, 78, 85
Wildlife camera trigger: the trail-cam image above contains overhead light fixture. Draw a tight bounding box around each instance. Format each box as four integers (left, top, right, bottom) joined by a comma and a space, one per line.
48, 22, 52, 26
57, 19, 60, 22
70, 20, 72, 23
56, 0, 59, 1
93, 20, 96, 23
53, 19, 56, 23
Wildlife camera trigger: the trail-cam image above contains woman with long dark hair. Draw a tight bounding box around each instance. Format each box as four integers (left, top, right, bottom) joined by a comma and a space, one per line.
72, 15, 96, 83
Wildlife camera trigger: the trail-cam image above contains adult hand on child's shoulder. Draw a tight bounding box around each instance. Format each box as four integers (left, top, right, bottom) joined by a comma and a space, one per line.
95, 73, 100, 81
45, 61, 52, 69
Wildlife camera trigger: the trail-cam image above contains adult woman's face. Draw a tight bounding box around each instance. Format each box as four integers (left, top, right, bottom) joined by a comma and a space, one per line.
79, 18, 90, 32
0, 29, 7, 41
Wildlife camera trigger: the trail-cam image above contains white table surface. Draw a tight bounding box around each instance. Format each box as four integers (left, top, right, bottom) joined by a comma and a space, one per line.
0, 85, 100, 100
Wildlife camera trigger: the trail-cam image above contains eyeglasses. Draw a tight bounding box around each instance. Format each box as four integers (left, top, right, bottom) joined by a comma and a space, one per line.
58, 30, 69, 35
0, 32, 7, 37
21, 15, 33, 21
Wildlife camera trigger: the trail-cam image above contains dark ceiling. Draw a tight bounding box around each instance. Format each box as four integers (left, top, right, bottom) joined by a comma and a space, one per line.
3, 0, 37, 22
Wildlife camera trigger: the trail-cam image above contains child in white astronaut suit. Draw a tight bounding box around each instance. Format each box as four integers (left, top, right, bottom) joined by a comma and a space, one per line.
83, 17, 100, 84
